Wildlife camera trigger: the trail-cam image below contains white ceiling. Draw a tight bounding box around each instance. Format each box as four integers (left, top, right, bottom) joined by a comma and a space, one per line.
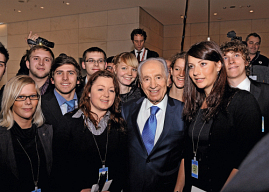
1, 0, 269, 25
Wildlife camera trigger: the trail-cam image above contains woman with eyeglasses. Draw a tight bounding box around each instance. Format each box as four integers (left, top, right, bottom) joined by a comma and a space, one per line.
174, 41, 262, 192
0, 75, 53, 192
113, 52, 142, 103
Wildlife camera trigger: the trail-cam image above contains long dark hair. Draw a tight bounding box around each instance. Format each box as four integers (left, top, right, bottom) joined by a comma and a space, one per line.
183, 41, 227, 122
79, 70, 125, 132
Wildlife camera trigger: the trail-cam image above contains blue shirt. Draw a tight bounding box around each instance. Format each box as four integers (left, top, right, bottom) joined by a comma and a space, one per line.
54, 89, 78, 115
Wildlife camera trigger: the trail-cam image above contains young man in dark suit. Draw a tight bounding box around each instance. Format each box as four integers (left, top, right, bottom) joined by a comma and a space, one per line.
130, 28, 159, 63
122, 58, 185, 192
221, 40, 269, 135
41, 54, 82, 190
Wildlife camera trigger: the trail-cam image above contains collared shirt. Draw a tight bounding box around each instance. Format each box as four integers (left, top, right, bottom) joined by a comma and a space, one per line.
137, 94, 168, 145
135, 48, 148, 62
85, 76, 88, 85
54, 89, 78, 115
236, 77, 251, 92
39, 78, 50, 95
72, 109, 110, 135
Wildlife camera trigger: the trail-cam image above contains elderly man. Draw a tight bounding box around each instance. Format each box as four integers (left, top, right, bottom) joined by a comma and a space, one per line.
122, 58, 185, 192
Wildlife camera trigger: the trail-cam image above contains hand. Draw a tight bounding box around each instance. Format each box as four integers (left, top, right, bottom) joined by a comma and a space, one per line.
80, 189, 91, 192
26, 31, 39, 48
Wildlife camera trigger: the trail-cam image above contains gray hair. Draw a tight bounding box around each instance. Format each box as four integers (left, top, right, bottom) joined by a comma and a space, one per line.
137, 57, 169, 81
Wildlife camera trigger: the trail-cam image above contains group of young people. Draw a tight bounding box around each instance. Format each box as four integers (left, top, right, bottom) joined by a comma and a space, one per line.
0, 28, 266, 192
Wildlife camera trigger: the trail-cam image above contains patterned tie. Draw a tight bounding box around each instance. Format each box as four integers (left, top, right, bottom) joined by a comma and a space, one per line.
66, 99, 75, 112
137, 51, 141, 63
142, 106, 160, 154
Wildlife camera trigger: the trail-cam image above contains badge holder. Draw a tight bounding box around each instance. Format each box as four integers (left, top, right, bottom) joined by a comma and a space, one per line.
192, 156, 198, 179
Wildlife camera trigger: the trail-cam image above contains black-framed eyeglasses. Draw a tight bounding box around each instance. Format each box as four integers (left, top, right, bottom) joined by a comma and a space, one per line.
15, 94, 40, 101
85, 59, 105, 65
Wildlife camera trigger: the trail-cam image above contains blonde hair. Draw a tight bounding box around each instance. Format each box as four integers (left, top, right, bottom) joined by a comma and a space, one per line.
113, 52, 138, 68
0, 75, 44, 129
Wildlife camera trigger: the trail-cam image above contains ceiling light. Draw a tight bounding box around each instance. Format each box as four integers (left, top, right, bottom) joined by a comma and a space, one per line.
40, 7, 44, 9
214, 13, 217, 16
66, 2, 70, 5
250, 10, 254, 13
18, 10, 21, 12
180, 15, 184, 19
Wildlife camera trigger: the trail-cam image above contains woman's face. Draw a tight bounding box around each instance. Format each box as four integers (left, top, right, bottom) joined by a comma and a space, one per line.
171, 58, 185, 89
88, 76, 116, 115
114, 62, 137, 86
12, 83, 39, 124
188, 56, 221, 96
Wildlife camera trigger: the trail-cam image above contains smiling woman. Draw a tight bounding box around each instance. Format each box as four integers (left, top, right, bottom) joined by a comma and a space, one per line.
177, 41, 263, 192
113, 52, 142, 103
63, 70, 128, 192
0, 75, 53, 192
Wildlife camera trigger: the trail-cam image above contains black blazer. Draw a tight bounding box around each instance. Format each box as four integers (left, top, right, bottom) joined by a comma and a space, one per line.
122, 96, 185, 192
184, 89, 263, 192
250, 79, 269, 135
131, 48, 159, 60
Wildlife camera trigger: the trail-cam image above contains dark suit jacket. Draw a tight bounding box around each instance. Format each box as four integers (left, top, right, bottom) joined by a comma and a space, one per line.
222, 132, 269, 192
131, 48, 159, 60
250, 79, 269, 135
41, 89, 79, 190
0, 124, 53, 192
122, 96, 185, 192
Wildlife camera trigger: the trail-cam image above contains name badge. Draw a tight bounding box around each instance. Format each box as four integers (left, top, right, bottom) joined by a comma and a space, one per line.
192, 159, 198, 179
99, 167, 108, 182
32, 188, 41, 192
262, 116, 264, 132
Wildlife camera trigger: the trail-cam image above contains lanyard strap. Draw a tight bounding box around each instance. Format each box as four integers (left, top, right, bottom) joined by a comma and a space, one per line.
191, 110, 206, 160
16, 135, 40, 189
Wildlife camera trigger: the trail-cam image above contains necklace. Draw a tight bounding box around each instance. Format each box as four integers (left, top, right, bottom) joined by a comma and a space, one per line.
16, 135, 40, 190
191, 109, 206, 160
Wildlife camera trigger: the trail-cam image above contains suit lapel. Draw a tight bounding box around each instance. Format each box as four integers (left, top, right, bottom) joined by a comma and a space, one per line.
250, 80, 261, 101
150, 97, 175, 155
130, 98, 148, 155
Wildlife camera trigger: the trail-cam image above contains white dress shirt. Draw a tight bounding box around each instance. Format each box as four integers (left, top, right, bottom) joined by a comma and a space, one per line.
135, 48, 148, 62
236, 77, 251, 92
137, 95, 168, 145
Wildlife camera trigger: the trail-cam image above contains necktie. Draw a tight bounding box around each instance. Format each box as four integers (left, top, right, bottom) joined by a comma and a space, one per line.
66, 99, 75, 112
137, 51, 141, 63
142, 106, 160, 154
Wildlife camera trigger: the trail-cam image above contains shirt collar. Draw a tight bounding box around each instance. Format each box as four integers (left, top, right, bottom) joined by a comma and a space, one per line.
54, 88, 78, 106
145, 94, 168, 112
236, 77, 251, 92
135, 47, 145, 54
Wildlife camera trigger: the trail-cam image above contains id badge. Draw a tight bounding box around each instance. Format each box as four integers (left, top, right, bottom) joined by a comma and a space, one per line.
249, 75, 257, 81
99, 167, 108, 182
192, 159, 198, 179
262, 116, 264, 132
32, 188, 41, 192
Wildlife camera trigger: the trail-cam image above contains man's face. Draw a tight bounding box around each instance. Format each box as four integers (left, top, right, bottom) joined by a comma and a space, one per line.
26, 49, 53, 79
0, 53, 6, 81
140, 60, 167, 105
224, 51, 247, 82
247, 36, 260, 55
132, 34, 145, 52
106, 62, 114, 73
51, 64, 79, 96
82, 52, 107, 77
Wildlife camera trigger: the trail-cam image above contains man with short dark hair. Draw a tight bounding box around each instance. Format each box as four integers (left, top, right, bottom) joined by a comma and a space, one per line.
221, 40, 269, 135
26, 45, 55, 95
106, 56, 115, 72
122, 58, 185, 192
245, 32, 269, 83
130, 28, 159, 63
0, 42, 9, 109
41, 54, 82, 190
